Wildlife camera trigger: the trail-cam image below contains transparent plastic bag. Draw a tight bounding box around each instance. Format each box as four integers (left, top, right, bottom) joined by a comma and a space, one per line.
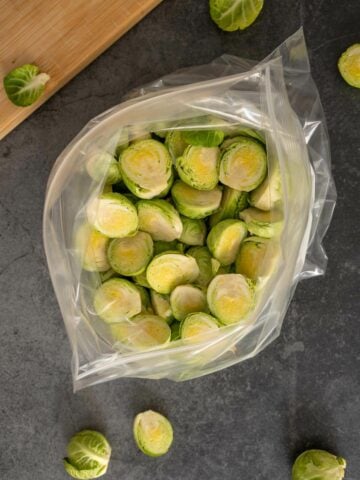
43, 29, 336, 391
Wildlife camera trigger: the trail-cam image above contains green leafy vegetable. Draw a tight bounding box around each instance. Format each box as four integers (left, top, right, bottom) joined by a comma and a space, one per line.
338, 43, 360, 88
292, 449, 346, 480
3, 64, 50, 106
209, 0, 264, 32
133, 410, 173, 457
63, 430, 111, 479
182, 129, 224, 147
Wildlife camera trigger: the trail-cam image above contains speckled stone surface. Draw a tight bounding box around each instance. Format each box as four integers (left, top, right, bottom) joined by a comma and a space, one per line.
0, 1, 359, 479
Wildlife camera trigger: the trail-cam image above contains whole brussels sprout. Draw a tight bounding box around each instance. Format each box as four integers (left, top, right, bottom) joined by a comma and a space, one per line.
292, 449, 346, 480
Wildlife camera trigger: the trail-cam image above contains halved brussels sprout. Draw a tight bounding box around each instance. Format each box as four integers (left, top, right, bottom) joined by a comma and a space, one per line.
170, 285, 208, 322
153, 240, 184, 255
150, 290, 173, 324
187, 246, 214, 288
170, 321, 181, 341
209, 186, 248, 227
179, 216, 206, 246
165, 130, 188, 159
219, 137, 267, 191
133, 410, 173, 457
249, 166, 282, 211
119, 139, 173, 199
176, 145, 220, 190
86, 149, 121, 185
235, 236, 278, 281
292, 449, 347, 480
207, 219, 247, 266
146, 252, 199, 294
338, 44, 360, 88
63, 430, 111, 480
209, 0, 264, 32
132, 270, 151, 288
239, 207, 282, 238
182, 130, 224, 147
171, 180, 222, 219
87, 193, 138, 238
135, 285, 153, 313
137, 199, 183, 241
207, 274, 254, 324
74, 223, 110, 272
93, 278, 141, 323
107, 231, 153, 276
111, 315, 171, 349
180, 312, 219, 342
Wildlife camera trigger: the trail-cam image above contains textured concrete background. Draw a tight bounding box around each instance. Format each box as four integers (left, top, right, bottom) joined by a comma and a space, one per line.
0, 1, 359, 479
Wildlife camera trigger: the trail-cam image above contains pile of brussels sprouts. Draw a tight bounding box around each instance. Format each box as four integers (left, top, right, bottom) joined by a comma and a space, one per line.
75, 122, 282, 350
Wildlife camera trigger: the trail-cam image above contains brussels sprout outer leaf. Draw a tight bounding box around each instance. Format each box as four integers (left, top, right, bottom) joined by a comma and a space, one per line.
133, 410, 173, 457
292, 449, 346, 480
3, 64, 50, 106
182, 130, 224, 147
209, 0, 264, 32
64, 430, 111, 479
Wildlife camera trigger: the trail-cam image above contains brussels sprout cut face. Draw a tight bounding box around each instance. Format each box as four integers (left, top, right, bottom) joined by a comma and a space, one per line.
171, 180, 222, 219
146, 253, 200, 294
219, 137, 267, 191
111, 315, 171, 349
338, 43, 360, 88
3, 64, 50, 106
249, 166, 282, 211
176, 146, 220, 190
150, 290, 174, 323
235, 237, 278, 281
133, 410, 173, 457
292, 449, 346, 480
119, 139, 173, 199
86, 150, 121, 185
87, 193, 138, 238
207, 219, 247, 266
107, 231, 153, 276
179, 216, 207, 246
170, 285, 208, 321
64, 430, 111, 479
207, 274, 254, 324
75, 223, 110, 272
180, 312, 219, 342
209, 0, 264, 32
94, 278, 142, 323
137, 199, 183, 241
240, 207, 283, 238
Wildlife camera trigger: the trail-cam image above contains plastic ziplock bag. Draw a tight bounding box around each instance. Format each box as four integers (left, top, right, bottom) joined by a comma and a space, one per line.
43, 28, 336, 391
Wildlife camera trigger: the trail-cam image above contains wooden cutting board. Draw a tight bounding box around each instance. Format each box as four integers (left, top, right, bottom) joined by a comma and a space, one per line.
0, 0, 162, 140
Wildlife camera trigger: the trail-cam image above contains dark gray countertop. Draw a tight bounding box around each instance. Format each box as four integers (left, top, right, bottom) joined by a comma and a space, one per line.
1, 1, 359, 479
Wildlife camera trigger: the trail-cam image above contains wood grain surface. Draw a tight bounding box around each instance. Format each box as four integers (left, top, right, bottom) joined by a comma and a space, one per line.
0, 0, 162, 139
